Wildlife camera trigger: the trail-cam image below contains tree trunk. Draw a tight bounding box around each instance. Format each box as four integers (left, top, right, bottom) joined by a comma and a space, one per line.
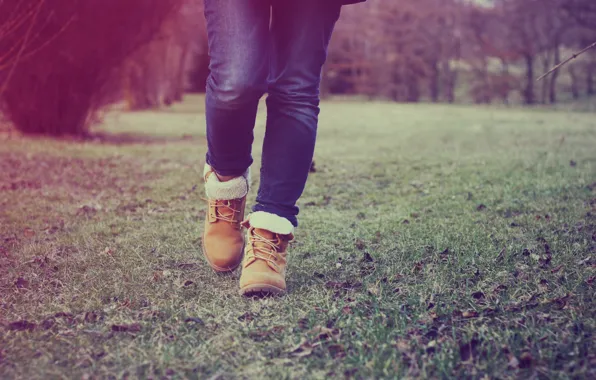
540, 52, 551, 104
500, 61, 511, 105
429, 60, 440, 103
588, 63, 595, 95
524, 54, 535, 105
443, 62, 457, 103
569, 66, 580, 100
173, 44, 190, 102
549, 43, 560, 104
406, 75, 420, 103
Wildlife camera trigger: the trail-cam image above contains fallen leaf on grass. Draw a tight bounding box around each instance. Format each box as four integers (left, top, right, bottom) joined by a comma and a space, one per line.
84, 312, 99, 323
176, 262, 198, 270
472, 291, 485, 300
412, 261, 425, 274
425, 340, 437, 354
367, 285, 380, 296
539, 254, 552, 268
355, 239, 366, 251
184, 317, 204, 325
297, 318, 309, 329
288, 339, 314, 358
14, 277, 29, 289
7, 320, 37, 331
324, 281, 362, 291
248, 326, 285, 341
238, 312, 254, 322
577, 257, 592, 266
111, 323, 141, 333
41, 319, 55, 330
519, 351, 533, 368
482, 307, 498, 316
152, 271, 163, 282
508, 356, 520, 369
395, 339, 411, 353
462, 310, 479, 318
551, 264, 564, 274
309, 326, 341, 342
459, 338, 480, 362
549, 293, 571, 309
328, 344, 346, 359
361, 251, 374, 263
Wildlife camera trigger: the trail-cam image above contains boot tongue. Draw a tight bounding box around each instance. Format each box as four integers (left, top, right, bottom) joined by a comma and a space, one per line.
216, 199, 239, 220
253, 228, 277, 241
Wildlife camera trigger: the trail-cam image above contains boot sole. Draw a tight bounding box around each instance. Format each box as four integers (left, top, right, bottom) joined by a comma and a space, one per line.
239, 284, 285, 297
201, 239, 243, 273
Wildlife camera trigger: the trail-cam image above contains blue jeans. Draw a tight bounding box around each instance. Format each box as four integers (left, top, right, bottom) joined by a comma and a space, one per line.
203, 0, 342, 227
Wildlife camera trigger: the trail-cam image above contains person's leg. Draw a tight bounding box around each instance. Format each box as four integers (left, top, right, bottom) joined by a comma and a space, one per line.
202, 0, 270, 272
240, 1, 342, 296
252, 0, 342, 228
204, 0, 270, 177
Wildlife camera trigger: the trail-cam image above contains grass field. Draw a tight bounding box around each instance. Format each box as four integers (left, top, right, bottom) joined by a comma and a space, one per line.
1, 95, 595, 379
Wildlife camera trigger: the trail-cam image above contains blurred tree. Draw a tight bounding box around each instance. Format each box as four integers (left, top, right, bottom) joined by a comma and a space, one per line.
124, 0, 206, 110
0, 0, 183, 136
0, 0, 50, 93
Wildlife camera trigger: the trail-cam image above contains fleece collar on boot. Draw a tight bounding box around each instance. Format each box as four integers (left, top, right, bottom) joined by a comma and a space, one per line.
247, 211, 294, 236
204, 165, 250, 200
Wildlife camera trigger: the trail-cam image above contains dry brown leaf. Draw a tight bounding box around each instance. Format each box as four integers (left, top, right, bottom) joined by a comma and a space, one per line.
14, 277, 29, 289
395, 339, 411, 353
288, 339, 313, 357
328, 344, 346, 359
111, 323, 141, 333
508, 355, 520, 369
309, 326, 341, 342
462, 310, 479, 318
367, 285, 380, 296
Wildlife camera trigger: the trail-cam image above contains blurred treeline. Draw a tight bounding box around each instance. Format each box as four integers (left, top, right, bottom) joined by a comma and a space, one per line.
0, 0, 595, 136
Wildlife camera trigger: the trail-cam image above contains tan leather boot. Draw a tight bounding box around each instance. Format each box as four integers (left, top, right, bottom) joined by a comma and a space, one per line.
239, 212, 295, 296
202, 166, 250, 272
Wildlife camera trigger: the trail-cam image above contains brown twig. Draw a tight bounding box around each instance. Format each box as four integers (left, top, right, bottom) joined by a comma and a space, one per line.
0, 0, 43, 94
0, 13, 76, 71
537, 41, 596, 81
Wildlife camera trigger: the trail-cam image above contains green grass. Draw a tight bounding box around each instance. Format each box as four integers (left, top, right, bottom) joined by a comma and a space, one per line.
1, 96, 595, 379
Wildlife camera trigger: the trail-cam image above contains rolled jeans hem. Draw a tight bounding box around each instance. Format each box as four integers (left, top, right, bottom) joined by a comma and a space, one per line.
252, 204, 298, 228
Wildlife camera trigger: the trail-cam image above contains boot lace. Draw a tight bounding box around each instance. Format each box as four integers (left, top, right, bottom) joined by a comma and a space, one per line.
246, 229, 282, 269
204, 198, 242, 223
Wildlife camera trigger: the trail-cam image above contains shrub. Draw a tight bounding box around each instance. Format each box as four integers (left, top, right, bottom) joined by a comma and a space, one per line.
0, 0, 182, 136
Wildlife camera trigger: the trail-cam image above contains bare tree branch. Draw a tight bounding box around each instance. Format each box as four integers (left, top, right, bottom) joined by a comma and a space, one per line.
537, 40, 596, 81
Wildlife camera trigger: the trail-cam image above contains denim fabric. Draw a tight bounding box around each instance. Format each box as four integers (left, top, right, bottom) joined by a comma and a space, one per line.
204, 0, 342, 227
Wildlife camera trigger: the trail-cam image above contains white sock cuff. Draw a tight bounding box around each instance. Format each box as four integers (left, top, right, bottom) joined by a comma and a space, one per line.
248, 211, 294, 235
204, 165, 250, 200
